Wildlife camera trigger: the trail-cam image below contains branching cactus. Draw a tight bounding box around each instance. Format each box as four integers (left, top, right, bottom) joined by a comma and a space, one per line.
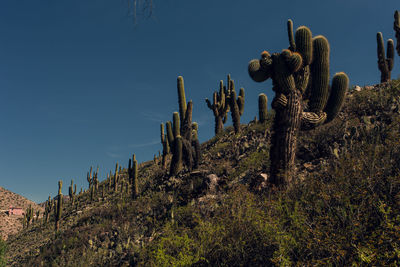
248, 19, 349, 186
55, 180, 63, 231
377, 32, 395, 83
227, 76, 245, 133
258, 93, 268, 123
394, 10, 400, 56
205, 79, 230, 135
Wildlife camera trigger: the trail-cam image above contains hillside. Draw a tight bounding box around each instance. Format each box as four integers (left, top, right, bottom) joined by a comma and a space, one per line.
4, 80, 400, 266
0, 187, 44, 241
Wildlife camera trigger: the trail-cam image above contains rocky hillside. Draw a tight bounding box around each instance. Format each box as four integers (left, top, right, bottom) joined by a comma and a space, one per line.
0, 187, 43, 240
4, 80, 400, 266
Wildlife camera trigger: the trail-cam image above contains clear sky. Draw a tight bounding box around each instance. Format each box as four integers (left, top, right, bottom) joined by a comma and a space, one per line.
0, 0, 399, 203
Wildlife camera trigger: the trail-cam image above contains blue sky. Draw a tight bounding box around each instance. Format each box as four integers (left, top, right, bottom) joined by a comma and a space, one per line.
0, 0, 399, 203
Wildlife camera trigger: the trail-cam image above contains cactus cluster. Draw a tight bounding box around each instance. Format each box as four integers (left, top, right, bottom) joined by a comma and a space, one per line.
55, 180, 63, 231
377, 32, 395, 83
168, 76, 201, 176
205, 79, 230, 135
206, 74, 245, 135
395, 10, 400, 56
248, 19, 348, 185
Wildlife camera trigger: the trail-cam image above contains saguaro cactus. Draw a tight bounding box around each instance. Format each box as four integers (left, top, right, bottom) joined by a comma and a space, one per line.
377, 32, 395, 83
44, 196, 52, 223
205, 79, 230, 135
55, 180, 63, 231
258, 93, 268, 123
227, 77, 245, 133
248, 19, 348, 186
394, 10, 400, 56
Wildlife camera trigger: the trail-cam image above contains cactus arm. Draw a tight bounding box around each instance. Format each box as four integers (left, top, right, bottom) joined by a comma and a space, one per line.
287, 19, 296, 52
172, 112, 180, 138
394, 10, 400, 56
177, 76, 187, 125
324, 72, 349, 123
387, 39, 395, 71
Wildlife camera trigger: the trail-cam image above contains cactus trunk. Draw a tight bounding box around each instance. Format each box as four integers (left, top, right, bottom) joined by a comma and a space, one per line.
270, 90, 302, 185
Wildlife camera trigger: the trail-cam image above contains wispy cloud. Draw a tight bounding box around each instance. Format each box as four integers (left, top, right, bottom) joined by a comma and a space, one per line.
128, 139, 159, 148
106, 152, 122, 158
140, 111, 168, 123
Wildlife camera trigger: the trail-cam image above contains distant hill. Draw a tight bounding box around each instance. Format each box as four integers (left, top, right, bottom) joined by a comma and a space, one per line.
0, 186, 44, 240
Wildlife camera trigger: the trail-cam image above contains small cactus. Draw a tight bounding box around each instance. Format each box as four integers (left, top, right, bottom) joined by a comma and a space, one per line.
160, 123, 170, 169
258, 93, 268, 123
377, 32, 394, 83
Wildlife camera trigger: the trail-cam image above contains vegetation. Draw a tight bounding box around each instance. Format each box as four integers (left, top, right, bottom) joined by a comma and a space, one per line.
0, 237, 6, 267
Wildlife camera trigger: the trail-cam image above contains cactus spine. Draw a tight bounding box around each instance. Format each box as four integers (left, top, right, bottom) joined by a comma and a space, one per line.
248, 19, 348, 186
258, 93, 268, 123
205, 79, 230, 135
377, 32, 394, 83
394, 10, 400, 56
55, 180, 63, 231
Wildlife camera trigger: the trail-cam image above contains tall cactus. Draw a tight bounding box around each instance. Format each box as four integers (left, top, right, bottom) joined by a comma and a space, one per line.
131, 154, 139, 199
25, 205, 33, 227
205, 79, 230, 135
170, 135, 183, 176
114, 162, 119, 192
258, 93, 268, 123
377, 32, 395, 83
394, 10, 400, 56
248, 19, 348, 186
160, 123, 170, 169
68, 179, 76, 206
177, 76, 187, 126
227, 77, 245, 134
55, 180, 63, 231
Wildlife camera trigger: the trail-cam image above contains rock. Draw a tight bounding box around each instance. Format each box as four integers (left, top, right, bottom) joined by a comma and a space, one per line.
251, 173, 268, 192
354, 85, 362, 91
206, 174, 219, 193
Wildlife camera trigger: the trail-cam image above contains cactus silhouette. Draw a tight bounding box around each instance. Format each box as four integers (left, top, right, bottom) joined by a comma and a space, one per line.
394, 10, 400, 56
55, 180, 63, 231
377, 32, 394, 83
248, 19, 348, 186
